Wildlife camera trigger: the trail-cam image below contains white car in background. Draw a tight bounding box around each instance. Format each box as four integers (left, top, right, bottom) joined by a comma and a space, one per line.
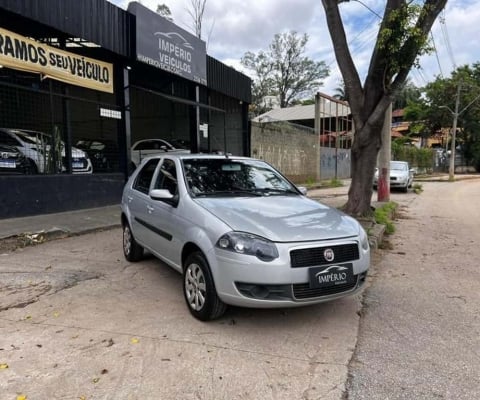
0, 128, 92, 174
373, 160, 414, 192
130, 139, 189, 169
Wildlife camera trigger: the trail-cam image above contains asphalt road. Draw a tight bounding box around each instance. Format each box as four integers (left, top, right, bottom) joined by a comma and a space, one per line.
347, 180, 480, 399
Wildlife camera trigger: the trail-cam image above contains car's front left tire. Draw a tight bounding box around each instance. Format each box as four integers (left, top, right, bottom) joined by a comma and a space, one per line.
123, 222, 144, 262
183, 252, 227, 321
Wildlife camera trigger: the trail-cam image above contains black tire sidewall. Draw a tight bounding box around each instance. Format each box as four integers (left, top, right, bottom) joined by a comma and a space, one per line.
183, 252, 221, 321
123, 222, 143, 262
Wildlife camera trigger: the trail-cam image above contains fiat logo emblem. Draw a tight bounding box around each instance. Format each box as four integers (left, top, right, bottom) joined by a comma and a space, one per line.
324, 248, 335, 262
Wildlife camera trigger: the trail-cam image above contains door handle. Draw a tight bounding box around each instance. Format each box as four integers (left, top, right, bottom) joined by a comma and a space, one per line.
127, 196, 133, 202
147, 205, 154, 213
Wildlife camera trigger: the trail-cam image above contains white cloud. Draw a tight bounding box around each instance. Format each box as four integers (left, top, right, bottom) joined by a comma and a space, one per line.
110, 0, 479, 96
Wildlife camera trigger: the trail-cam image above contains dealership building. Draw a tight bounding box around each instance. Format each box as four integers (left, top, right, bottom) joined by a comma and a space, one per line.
0, 0, 251, 218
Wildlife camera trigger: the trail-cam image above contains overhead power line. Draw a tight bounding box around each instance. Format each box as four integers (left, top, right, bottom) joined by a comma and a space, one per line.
439, 10, 456, 70
430, 32, 444, 78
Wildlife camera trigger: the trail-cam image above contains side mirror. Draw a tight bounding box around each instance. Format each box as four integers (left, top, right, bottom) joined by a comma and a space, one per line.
150, 189, 174, 200
297, 186, 308, 195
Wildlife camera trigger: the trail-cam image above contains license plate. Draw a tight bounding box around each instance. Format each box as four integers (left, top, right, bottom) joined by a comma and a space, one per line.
309, 263, 354, 288
0, 160, 16, 168
72, 161, 84, 169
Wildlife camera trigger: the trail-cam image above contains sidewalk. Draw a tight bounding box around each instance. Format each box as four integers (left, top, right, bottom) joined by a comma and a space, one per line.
0, 204, 121, 241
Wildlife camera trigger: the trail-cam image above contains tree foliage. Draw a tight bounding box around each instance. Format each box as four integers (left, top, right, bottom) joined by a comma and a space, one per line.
322, 0, 447, 216
241, 31, 329, 114
156, 4, 173, 21
393, 78, 421, 109
405, 63, 480, 170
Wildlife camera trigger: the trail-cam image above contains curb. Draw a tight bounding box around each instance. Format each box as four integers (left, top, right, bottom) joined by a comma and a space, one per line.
0, 224, 121, 252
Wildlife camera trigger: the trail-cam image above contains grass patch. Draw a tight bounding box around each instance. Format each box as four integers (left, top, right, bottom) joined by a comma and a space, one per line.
413, 183, 423, 194
374, 201, 397, 234
322, 178, 343, 188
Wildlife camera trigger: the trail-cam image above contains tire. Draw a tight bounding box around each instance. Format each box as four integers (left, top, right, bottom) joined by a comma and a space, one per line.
402, 185, 408, 193
25, 159, 38, 174
123, 222, 144, 262
183, 252, 227, 321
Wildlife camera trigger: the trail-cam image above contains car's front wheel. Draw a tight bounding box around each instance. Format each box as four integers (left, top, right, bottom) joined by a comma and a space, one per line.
183, 252, 226, 321
123, 222, 143, 262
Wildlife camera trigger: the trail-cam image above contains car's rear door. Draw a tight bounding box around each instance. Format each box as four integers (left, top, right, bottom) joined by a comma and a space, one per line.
127, 158, 161, 246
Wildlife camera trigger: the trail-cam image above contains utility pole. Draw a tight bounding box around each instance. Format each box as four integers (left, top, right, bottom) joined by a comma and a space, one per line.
377, 103, 392, 202
448, 83, 461, 181
441, 83, 480, 181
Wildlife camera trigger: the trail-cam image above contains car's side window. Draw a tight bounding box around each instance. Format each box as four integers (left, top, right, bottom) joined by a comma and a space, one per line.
154, 159, 178, 196
133, 159, 159, 194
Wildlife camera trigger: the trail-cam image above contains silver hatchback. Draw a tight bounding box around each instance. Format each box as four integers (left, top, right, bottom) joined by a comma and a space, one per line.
121, 154, 370, 320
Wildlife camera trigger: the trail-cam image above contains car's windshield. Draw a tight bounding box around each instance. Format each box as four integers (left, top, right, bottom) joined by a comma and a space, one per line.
12, 130, 41, 145
182, 158, 298, 197
390, 162, 407, 171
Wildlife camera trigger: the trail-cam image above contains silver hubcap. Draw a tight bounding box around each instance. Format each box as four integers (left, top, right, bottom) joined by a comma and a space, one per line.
123, 226, 132, 255
185, 263, 206, 311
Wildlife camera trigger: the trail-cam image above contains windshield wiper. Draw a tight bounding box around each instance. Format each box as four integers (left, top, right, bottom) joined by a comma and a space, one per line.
254, 188, 299, 196
194, 189, 262, 197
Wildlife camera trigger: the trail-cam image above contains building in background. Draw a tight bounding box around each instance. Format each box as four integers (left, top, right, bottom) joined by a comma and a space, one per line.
0, 0, 251, 218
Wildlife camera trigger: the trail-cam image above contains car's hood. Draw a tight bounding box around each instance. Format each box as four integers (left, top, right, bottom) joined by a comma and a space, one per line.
194, 196, 360, 242
390, 170, 407, 178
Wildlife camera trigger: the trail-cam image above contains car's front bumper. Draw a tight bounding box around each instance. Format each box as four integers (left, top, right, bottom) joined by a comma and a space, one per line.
207, 238, 370, 308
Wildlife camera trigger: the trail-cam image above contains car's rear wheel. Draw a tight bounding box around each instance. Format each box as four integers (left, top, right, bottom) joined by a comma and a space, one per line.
123, 222, 143, 262
183, 252, 226, 321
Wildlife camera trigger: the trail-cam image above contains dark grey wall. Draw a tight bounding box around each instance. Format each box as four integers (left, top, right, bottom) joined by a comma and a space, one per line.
0, 174, 124, 219
0, 0, 132, 57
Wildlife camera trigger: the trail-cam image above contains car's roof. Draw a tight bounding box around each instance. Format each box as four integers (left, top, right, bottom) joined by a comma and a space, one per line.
132, 138, 173, 144
141, 153, 257, 162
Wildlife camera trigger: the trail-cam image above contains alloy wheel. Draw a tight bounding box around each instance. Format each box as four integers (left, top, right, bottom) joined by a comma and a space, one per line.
184, 263, 207, 311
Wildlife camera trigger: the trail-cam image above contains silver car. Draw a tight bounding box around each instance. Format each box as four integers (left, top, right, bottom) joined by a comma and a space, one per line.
373, 160, 414, 192
121, 154, 370, 320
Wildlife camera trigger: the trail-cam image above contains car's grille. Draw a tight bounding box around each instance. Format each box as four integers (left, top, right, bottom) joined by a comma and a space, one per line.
292, 277, 358, 299
290, 243, 359, 268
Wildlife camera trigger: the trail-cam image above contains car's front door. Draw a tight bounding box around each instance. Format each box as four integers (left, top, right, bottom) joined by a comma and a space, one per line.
141, 158, 185, 270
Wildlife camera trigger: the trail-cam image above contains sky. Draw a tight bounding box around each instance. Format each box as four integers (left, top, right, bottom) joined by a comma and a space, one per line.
110, 0, 479, 97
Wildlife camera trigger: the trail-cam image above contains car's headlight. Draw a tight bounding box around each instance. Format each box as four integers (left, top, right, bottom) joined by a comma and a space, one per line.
216, 232, 279, 262
359, 227, 369, 251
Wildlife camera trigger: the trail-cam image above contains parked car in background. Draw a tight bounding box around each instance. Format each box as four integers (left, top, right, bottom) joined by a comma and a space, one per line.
373, 160, 414, 192
0, 144, 31, 174
130, 139, 189, 169
121, 153, 370, 321
76, 139, 118, 172
0, 128, 92, 174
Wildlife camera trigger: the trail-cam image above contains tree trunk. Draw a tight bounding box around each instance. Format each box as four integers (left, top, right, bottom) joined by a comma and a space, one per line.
344, 131, 379, 216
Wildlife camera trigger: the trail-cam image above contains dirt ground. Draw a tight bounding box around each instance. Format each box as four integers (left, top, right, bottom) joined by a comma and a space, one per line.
347, 179, 480, 399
